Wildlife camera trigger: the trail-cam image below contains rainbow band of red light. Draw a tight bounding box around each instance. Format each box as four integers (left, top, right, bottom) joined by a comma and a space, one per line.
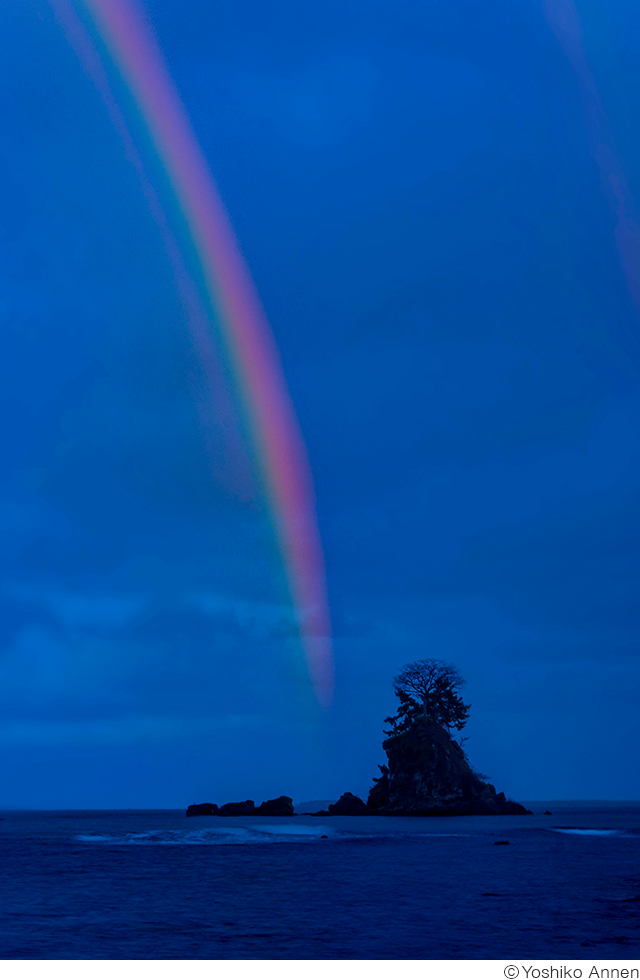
65, 0, 334, 705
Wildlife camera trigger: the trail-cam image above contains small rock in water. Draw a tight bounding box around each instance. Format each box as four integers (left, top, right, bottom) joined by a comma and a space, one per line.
494, 840, 510, 845
186, 802, 218, 817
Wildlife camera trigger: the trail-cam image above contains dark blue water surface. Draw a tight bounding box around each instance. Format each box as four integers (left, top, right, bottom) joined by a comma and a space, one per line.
0, 804, 639, 958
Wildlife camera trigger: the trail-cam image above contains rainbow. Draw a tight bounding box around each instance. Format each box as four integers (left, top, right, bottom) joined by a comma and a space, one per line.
544, 0, 640, 354
51, 0, 334, 705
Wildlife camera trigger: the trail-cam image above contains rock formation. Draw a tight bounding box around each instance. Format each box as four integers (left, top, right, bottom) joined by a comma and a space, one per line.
328, 792, 370, 815
218, 800, 256, 815
367, 715, 529, 816
186, 802, 218, 816
255, 796, 294, 816
186, 796, 294, 817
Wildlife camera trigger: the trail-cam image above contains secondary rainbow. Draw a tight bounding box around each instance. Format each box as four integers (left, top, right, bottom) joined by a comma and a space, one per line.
59, 0, 334, 705
544, 0, 640, 355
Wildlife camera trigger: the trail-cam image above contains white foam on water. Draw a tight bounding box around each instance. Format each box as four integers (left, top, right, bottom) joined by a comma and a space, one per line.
548, 828, 620, 836
415, 833, 473, 837
75, 828, 252, 845
74, 826, 478, 846
249, 824, 333, 836
74, 825, 339, 845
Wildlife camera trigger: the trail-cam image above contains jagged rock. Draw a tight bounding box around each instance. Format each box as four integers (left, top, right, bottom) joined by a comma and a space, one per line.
367, 716, 530, 816
328, 792, 370, 815
255, 796, 294, 816
186, 802, 218, 817
218, 800, 256, 816
367, 767, 390, 811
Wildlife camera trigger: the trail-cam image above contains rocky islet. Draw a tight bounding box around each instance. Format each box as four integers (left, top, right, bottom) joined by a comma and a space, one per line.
187, 692, 529, 817
187, 719, 528, 817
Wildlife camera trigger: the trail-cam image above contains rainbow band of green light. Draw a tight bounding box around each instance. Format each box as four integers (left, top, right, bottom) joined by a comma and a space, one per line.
58, 0, 334, 705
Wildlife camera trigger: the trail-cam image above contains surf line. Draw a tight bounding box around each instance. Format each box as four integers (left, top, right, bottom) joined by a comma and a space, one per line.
53, 0, 334, 706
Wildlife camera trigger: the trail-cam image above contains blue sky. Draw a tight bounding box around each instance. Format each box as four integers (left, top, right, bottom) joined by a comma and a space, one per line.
0, 0, 639, 807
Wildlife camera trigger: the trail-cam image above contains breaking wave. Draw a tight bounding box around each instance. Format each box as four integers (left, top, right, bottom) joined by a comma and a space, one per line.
75, 825, 337, 845
548, 828, 622, 836
74, 825, 474, 846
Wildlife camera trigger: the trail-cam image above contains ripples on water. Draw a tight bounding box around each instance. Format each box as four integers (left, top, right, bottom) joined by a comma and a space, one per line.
0, 805, 639, 959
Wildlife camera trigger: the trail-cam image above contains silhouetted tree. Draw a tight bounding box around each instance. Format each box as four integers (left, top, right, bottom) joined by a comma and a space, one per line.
384, 658, 470, 735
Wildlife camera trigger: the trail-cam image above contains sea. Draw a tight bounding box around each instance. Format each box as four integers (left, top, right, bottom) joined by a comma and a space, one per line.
0, 802, 639, 959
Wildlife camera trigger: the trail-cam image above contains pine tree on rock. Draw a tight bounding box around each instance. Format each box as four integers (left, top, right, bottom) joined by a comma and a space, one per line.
369, 658, 529, 816
384, 658, 471, 735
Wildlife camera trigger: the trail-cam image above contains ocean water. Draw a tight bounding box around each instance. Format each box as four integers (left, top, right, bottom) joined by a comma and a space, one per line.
0, 803, 639, 959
